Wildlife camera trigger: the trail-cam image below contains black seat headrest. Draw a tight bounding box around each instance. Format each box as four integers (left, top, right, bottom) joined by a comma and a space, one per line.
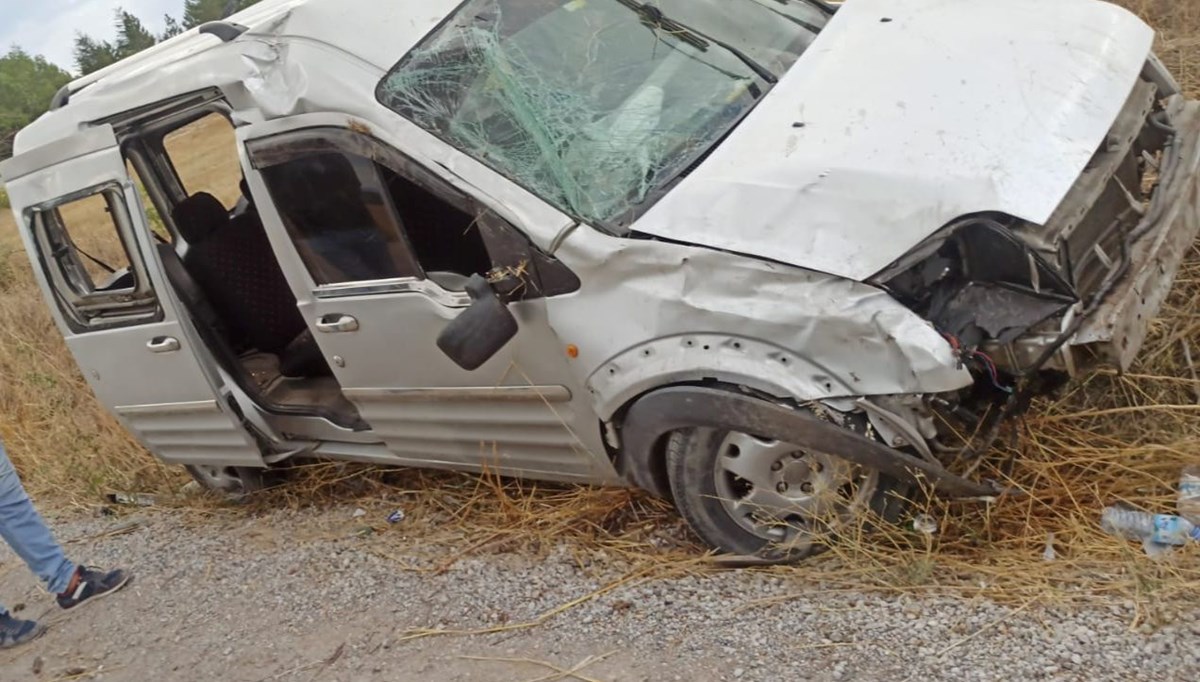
172, 192, 228, 244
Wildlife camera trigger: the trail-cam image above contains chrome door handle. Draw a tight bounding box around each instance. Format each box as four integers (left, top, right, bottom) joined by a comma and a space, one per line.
315, 314, 359, 333
147, 336, 181, 353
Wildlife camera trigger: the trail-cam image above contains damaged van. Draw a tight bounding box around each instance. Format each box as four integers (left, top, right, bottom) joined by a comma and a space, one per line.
3, 0, 1198, 560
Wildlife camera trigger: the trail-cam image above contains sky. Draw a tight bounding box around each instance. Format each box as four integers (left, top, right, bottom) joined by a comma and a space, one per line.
0, 0, 180, 73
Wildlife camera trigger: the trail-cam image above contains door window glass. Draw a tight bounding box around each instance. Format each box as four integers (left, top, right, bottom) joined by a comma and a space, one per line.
259, 151, 422, 284
29, 184, 158, 331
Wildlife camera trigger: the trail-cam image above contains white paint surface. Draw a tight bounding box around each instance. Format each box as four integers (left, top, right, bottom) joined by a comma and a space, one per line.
631, 0, 1154, 280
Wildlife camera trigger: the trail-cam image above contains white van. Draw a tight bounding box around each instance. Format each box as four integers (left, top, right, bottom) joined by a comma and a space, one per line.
3, 0, 1197, 560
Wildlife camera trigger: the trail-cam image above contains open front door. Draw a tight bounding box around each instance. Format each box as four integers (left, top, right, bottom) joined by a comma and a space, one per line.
1, 125, 264, 468
239, 121, 613, 482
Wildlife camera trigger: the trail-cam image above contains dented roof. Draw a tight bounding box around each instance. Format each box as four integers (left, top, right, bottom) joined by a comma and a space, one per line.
16, 0, 460, 153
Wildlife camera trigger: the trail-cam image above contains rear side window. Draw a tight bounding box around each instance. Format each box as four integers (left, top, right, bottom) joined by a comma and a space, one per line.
163, 113, 242, 209
28, 184, 159, 331
54, 193, 133, 286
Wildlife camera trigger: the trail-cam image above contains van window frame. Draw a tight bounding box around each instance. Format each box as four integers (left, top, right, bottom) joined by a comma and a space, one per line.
246, 127, 492, 301
26, 181, 162, 333
114, 100, 241, 243
245, 126, 580, 303
159, 111, 243, 210
253, 135, 426, 287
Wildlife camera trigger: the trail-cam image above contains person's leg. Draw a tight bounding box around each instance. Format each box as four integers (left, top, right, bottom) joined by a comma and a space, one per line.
0, 438, 77, 594
0, 438, 131, 649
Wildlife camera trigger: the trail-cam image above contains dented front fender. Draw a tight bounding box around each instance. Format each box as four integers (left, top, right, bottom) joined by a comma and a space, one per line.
547, 228, 973, 421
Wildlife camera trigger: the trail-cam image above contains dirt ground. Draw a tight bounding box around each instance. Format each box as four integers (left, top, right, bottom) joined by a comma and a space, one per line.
2, 508, 674, 682
1, 505, 1197, 682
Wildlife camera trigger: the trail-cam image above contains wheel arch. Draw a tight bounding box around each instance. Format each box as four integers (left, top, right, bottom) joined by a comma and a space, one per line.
591, 335, 812, 498
612, 384, 998, 501
588, 334, 871, 419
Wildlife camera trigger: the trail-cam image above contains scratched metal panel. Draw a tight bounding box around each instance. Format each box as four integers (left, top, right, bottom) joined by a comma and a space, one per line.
343, 392, 605, 482
115, 401, 262, 467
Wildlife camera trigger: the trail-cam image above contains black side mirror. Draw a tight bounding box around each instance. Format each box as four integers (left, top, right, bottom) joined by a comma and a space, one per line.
436, 274, 519, 371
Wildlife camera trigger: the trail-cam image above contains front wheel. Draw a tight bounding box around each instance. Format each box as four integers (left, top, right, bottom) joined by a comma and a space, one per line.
666, 427, 909, 561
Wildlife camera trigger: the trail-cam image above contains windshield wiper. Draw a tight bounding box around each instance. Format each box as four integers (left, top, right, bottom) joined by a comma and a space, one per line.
759, 0, 826, 33
614, 0, 779, 84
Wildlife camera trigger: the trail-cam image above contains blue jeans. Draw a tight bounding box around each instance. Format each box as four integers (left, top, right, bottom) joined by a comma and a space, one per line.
0, 438, 76, 616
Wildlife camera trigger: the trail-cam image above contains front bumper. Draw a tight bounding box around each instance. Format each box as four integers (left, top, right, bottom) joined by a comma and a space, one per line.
1070, 95, 1200, 371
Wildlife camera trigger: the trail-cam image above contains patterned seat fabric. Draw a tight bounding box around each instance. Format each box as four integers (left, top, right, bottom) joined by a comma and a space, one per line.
171, 193, 326, 376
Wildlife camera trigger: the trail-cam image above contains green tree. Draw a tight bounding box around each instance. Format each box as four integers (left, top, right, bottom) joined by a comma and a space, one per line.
73, 9, 168, 75
114, 11, 157, 55
0, 47, 72, 159
71, 1, 268, 77
183, 0, 261, 29
72, 34, 120, 76
161, 15, 184, 40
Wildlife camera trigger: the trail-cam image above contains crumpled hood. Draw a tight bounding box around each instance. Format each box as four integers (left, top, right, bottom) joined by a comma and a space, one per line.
631, 0, 1154, 281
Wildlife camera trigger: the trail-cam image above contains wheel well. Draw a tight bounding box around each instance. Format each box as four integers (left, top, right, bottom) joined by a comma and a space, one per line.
614, 383, 998, 499
610, 379, 752, 498
630, 429, 674, 500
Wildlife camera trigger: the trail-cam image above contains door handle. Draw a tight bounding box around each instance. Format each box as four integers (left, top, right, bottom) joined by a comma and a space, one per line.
315, 314, 360, 333
147, 336, 181, 353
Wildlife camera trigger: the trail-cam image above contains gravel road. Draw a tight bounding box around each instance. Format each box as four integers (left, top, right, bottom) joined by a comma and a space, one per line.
1, 504, 1197, 682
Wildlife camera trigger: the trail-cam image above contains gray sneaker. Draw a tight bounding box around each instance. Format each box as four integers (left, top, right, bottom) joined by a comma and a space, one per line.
56, 566, 133, 610
0, 613, 47, 650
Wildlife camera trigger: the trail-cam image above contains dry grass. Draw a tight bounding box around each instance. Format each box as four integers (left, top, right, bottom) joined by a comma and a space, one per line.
0, 203, 176, 502
1, 0, 1199, 612
162, 114, 243, 209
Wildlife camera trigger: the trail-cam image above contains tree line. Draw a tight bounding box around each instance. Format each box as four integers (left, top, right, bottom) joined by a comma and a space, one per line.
73, 0, 262, 75
1, 0, 262, 159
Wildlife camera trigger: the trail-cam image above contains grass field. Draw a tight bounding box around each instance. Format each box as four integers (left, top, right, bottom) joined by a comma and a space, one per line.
2, 0, 1199, 613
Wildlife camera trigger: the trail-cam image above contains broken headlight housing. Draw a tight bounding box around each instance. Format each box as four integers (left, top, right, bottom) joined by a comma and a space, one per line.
872, 214, 1080, 382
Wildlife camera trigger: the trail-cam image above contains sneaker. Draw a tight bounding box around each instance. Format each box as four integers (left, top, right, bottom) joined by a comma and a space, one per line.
56, 566, 133, 610
0, 613, 47, 650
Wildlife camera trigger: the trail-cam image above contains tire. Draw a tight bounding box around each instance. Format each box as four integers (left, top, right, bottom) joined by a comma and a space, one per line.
185, 465, 268, 496
666, 427, 910, 562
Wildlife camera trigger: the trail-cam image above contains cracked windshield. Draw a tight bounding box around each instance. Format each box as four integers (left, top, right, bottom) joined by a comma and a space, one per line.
8, 0, 1200, 678
378, 0, 826, 230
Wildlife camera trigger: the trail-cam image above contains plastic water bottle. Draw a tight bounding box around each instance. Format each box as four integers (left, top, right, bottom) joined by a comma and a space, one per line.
1179, 466, 1200, 525
1100, 506, 1200, 548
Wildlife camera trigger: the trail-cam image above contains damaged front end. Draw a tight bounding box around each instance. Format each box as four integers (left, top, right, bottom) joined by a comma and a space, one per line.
871, 76, 1200, 461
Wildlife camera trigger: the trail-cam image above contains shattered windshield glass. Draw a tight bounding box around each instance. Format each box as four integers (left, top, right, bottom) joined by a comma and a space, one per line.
377, 0, 826, 232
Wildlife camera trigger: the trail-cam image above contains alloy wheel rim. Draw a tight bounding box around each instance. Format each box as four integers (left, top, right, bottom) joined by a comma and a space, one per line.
712, 430, 879, 550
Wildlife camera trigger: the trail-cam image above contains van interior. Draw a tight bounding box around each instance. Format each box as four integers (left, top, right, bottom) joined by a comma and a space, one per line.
97, 93, 495, 442
120, 105, 365, 436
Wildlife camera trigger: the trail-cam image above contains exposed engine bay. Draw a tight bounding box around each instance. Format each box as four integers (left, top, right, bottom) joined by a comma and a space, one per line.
869, 77, 1200, 473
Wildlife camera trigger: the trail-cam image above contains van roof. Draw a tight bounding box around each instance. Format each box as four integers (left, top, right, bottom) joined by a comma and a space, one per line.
15, 0, 461, 153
